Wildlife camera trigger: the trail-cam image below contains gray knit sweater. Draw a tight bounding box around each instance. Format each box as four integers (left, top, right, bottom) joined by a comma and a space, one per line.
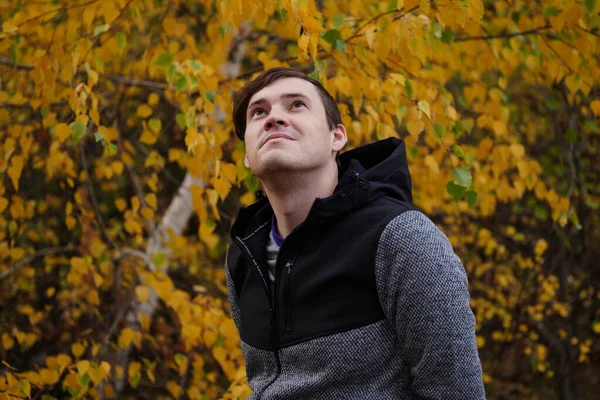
227, 210, 485, 399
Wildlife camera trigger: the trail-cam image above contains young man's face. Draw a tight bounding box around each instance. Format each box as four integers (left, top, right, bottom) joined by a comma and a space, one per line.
243, 77, 346, 178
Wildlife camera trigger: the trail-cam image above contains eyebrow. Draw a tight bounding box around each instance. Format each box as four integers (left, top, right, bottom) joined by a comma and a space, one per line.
248, 93, 311, 110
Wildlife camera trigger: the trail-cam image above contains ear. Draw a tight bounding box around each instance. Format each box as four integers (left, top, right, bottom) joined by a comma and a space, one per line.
244, 153, 250, 169
331, 124, 347, 153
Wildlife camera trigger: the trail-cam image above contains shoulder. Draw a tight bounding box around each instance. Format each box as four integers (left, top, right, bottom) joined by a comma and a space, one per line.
375, 209, 466, 285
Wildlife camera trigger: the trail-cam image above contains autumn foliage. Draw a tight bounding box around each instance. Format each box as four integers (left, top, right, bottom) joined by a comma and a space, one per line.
1, 0, 599, 399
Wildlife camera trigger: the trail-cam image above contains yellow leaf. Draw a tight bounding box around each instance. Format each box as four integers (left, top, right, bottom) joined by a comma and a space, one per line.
135, 286, 151, 302
140, 207, 154, 220
153, 278, 174, 300
210, 177, 232, 201
115, 198, 127, 212
302, 16, 324, 33
407, 119, 424, 137
148, 93, 160, 106
40, 369, 59, 385
221, 162, 237, 183
139, 130, 158, 145
111, 160, 124, 175
166, 381, 182, 399
118, 328, 135, 349
86, 290, 100, 306
20, 379, 31, 398
220, 319, 238, 337
7, 155, 24, 191
298, 34, 309, 55
0, 197, 8, 213
334, 75, 352, 97
77, 360, 90, 376
591, 100, 600, 116
389, 73, 406, 85
72, 343, 85, 359
87, 69, 99, 87
66, 216, 76, 230
2, 333, 14, 350
56, 123, 71, 143
137, 104, 153, 118
145, 193, 157, 210
82, 7, 95, 27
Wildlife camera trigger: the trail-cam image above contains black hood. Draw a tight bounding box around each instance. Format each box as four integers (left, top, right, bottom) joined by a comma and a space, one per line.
232, 138, 412, 236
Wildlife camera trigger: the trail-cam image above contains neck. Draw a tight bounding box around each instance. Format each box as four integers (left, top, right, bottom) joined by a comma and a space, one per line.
261, 162, 338, 238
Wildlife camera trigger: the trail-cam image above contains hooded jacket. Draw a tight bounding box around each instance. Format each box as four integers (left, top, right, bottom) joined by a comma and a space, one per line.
226, 138, 485, 399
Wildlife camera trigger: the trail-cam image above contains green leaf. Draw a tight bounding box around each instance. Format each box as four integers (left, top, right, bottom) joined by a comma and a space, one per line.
546, 96, 560, 111
321, 29, 341, 46
465, 190, 478, 207
185, 107, 196, 128
446, 181, 466, 201
219, 24, 232, 37
404, 79, 413, 99
151, 252, 168, 268
70, 121, 86, 140
386, 0, 397, 12
396, 104, 407, 122
432, 123, 445, 140
175, 113, 186, 130
451, 144, 465, 159
93, 24, 110, 36
451, 165, 472, 187
176, 75, 186, 92
187, 60, 203, 73
117, 32, 126, 54
584, 0, 597, 13
174, 353, 187, 366
335, 39, 345, 54
76, 372, 90, 388
205, 91, 215, 103
93, 132, 104, 142
441, 28, 454, 44
166, 63, 176, 84
417, 100, 430, 118
131, 371, 141, 389
331, 14, 345, 29
543, 5, 559, 17
153, 51, 173, 69
565, 128, 577, 143
148, 118, 162, 134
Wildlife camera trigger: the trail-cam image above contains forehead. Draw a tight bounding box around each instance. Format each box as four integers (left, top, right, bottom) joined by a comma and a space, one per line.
248, 77, 320, 105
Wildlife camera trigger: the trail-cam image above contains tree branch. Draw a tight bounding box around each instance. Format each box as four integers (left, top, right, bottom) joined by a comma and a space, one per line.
454, 24, 551, 42
0, 246, 78, 280
79, 123, 119, 249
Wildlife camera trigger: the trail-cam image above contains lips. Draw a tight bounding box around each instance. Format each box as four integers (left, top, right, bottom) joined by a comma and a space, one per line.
262, 132, 294, 147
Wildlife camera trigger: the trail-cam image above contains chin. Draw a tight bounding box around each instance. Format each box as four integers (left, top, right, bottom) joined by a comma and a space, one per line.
253, 154, 303, 176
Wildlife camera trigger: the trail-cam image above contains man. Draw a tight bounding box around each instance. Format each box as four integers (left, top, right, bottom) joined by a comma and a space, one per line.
225, 67, 485, 399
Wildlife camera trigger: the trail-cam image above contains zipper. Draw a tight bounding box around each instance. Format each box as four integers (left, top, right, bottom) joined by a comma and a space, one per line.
233, 199, 318, 395
284, 256, 297, 332
232, 234, 281, 396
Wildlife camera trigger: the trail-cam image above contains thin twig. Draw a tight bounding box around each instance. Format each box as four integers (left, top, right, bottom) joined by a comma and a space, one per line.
454, 24, 551, 42
79, 123, 119, 249
0, 246, 78, 280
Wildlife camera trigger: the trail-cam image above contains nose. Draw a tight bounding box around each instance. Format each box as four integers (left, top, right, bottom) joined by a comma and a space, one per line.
263, 109, 289, 131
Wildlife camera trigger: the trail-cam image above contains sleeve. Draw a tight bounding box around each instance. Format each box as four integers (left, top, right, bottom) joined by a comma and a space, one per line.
225, 246, 243, 333
375, 210, 486, 400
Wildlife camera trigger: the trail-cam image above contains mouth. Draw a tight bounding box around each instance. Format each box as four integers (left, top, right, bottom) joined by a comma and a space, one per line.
262, 132, 294, 147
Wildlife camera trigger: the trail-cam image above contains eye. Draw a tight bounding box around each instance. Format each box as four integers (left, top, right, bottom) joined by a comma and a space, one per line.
292, 100, 306, 109
251, 108, 265, 117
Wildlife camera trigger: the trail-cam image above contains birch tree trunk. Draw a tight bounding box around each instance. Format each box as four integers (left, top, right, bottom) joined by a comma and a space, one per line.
103, 28, 248, 397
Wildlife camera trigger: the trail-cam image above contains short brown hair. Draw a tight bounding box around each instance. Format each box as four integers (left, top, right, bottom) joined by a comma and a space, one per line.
232, 67, 342, 140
